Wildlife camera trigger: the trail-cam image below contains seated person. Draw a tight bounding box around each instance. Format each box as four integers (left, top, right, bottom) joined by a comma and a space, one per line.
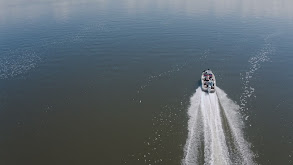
205, 75, 209, 81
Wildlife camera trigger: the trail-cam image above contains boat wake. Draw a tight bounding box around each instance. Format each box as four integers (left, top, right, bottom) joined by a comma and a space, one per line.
183, 87, 255, 165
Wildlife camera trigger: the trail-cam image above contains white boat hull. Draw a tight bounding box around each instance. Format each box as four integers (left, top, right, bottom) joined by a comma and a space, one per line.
201, 69, 216, 93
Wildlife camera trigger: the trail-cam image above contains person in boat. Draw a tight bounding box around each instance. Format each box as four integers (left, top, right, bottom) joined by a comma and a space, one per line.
211, 81, 215, 89
205, 82, 208, 88
205, 74, 209, 81
208, 81, 213, 89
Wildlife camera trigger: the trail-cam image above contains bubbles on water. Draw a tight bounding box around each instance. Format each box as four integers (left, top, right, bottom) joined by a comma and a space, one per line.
136, 64, 185, 94
124, 93, 190, 164
0, 22, 119, 80
0, 49, 41, 79
134, 50, 210, 103
240, 34, 275, 120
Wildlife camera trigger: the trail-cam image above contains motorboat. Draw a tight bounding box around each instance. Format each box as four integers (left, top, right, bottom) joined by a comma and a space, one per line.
201, 69, 216, 93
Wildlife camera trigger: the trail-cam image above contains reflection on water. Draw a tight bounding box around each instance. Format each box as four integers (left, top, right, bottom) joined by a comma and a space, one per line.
123, 0, 293, 19
1, 0, 293, 25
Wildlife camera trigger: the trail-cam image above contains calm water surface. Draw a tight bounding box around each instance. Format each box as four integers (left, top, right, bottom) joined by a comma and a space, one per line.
0, 0, 293, 164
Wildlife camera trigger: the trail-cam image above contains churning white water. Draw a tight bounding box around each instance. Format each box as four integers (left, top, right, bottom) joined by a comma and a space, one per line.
183, 87, 255, 165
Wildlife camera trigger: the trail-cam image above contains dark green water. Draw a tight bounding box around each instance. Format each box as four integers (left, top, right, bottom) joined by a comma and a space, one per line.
0, 0, 293, 164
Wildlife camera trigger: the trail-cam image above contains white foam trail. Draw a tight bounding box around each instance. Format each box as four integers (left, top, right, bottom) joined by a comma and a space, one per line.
183, 87, 255, 165
184, 88, 202, 164
217, 88, 255, 165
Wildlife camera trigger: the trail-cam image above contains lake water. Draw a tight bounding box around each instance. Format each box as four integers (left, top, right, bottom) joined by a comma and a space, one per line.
0, 0, 293, 164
